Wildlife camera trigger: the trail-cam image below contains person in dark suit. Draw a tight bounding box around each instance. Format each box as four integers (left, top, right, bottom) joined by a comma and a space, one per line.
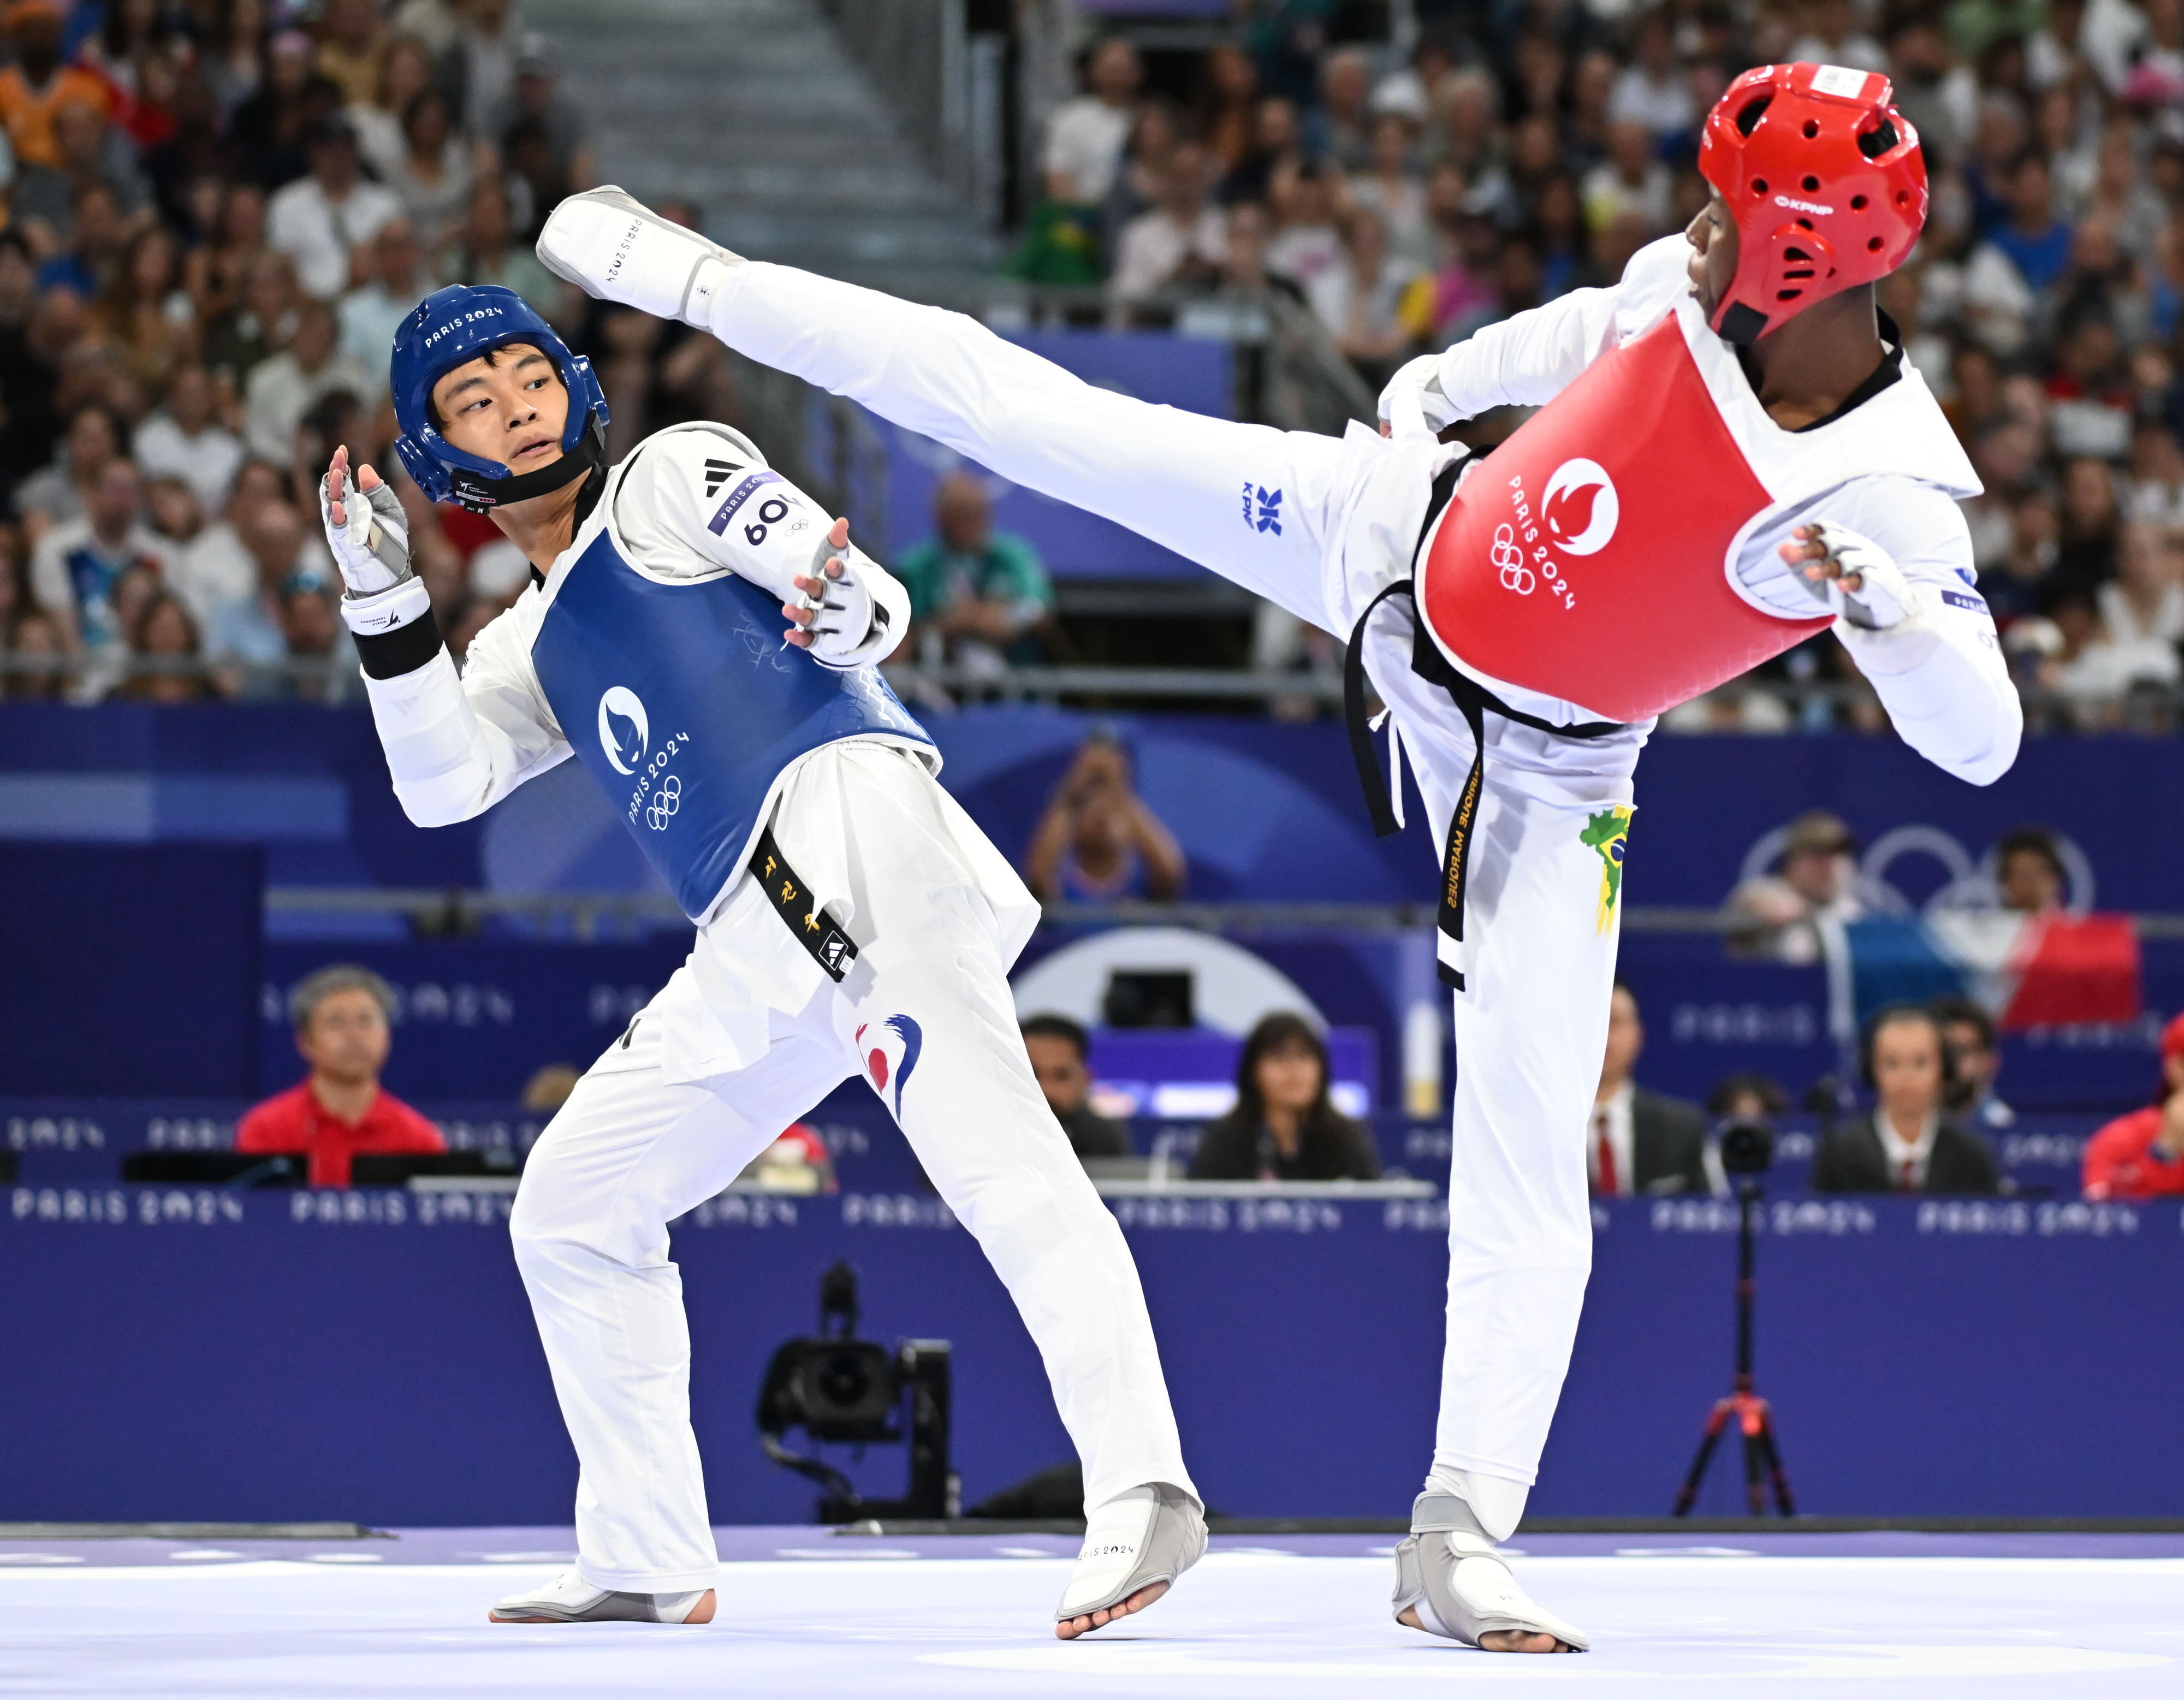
1812, 1004, 2002, 1194
1186, 1012, 1381, 1182
1020, 1014, 1133, 1162
1590, 984, 1712, 1196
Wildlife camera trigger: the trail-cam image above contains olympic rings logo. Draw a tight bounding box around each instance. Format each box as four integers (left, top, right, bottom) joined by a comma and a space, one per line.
1492, 524, 1535, 595
645, 773, 682, 831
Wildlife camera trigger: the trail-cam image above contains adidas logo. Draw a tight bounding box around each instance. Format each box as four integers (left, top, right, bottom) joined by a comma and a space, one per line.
703, 459, 737, 499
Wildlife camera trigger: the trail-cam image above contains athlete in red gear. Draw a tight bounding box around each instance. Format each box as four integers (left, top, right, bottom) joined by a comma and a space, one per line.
540, 62, 2020, 1655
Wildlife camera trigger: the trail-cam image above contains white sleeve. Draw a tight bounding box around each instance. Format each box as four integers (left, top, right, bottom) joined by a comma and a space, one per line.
359, 597, 571, 828
1825, 483, 2023, 786
1429, 235, 1687, 417
612, 425, 909, 667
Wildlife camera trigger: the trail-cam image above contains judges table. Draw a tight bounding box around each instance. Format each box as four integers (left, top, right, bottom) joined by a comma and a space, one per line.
4, 1182, 2180, 1527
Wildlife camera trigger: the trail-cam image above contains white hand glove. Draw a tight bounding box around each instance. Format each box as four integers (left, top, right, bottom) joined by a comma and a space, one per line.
1376, 352, 1462, 434
536, 186, 745, 329
1800, 522, 1915, 630
320, 454, 412, 597
791, 530, 886, 666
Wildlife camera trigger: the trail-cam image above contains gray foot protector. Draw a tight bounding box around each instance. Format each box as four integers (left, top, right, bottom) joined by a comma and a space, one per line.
1055, 1483, 1207, 1624
491, 1587, 709, 1624
535, 186, 745, 323
1391, 1490, 1589, 1652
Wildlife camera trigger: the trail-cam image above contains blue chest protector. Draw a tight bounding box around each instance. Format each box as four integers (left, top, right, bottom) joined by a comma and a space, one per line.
531, 524, 934, 922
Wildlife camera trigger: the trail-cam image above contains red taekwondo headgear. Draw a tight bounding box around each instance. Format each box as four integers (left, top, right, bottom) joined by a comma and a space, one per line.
1697, 62, 1927, 343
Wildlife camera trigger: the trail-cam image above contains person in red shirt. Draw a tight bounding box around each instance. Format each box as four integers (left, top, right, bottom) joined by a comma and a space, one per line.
2082, 1012, 2184, 1201
235, 964, 444, 1188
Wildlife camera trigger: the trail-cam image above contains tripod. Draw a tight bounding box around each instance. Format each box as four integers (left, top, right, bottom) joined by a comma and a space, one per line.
1672, 1180, 1795, 1517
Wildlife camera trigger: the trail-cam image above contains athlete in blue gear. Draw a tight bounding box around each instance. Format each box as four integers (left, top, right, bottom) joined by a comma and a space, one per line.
323, 284, 1203, 1632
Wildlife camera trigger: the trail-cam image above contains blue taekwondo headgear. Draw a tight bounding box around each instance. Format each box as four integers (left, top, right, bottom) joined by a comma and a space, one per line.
390, 284, 610, 513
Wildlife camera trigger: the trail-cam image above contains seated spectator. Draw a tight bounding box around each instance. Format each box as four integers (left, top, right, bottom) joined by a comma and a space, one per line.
440, 176, 561, 315
384, 87, 474, 252
230, 29, 346, 192
201, 247, 302, 389
1932, 994, 2016, 1130
1706, 1073, 1790, 1123
0, 2, 112, 173
1189, 1013, 1380, 1182
2081, 1012, 2184, 1200
348, 33, 438, 185
1591, 983, 1711, 1196
277, 564, 359, 703
1109, 140, 1226, 315
1812, 1006, 2002, 1194
1020, 1014, 1132, 1161
171, 458, 288, 628
1348, 110, 1432, 268
1265, 162, 1343, 293
1304, 46, 1373, 174
11, 94, 155, 244
244, 299, 369, 467
14, 401, 122, 544
117, 586, 214, 704
1042, 37, 1140, 208
236, 964, 445, 1189
1581, 120, 1672, 240
28, 457, 176, 661
2099, 519, 2184, 643
133, 365, 244, 516
1308, 206, 1423, 388
31, 180, 133, 301
1995, 824, 2068, 913
338, 217, 429, 393
1024, 729, 1186, 903
1725, 810, 1865, 963
492, 35, 594, 196
266, 117, 402, 300
203, 497, 332, 683
893, 472, 1053, 671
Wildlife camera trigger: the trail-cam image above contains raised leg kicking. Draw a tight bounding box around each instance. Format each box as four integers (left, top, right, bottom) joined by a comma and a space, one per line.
536, 66, 2017, 1652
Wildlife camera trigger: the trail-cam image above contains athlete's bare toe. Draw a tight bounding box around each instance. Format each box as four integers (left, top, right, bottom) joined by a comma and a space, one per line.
1054, 1578, 1168, 1639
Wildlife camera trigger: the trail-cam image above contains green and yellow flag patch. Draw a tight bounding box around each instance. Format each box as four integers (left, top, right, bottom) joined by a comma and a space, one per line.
1581, 805, 1634, 934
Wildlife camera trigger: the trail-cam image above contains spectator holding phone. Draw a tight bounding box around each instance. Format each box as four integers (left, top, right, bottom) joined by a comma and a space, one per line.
1024, 728, 1186, 903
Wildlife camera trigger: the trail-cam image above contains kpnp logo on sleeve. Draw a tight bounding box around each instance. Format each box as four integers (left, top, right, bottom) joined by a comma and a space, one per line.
1239, 482, 1283, 535
598, 685, 650, 774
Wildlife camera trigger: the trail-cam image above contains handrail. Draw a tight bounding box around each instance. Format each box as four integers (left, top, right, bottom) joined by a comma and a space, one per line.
2, 651, 2176, 723
258, 888, 2184, 940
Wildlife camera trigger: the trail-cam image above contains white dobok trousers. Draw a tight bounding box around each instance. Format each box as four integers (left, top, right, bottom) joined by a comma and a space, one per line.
709, 264, 1647, 1504
510, 742, 1194, 1592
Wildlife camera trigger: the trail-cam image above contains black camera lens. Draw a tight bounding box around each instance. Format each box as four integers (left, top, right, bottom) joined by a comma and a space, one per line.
1717, 1118, 1776, 1176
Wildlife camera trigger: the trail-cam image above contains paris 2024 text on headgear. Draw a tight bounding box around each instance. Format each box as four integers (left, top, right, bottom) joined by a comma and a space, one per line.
389, 283, 612, 513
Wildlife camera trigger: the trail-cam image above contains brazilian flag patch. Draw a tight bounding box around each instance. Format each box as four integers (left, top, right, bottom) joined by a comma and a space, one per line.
1581, 805, 1634, 934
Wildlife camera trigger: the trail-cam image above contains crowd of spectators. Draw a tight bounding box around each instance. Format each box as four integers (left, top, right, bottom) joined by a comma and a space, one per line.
1022, 2, 2184, 726
0, 0, 615, 703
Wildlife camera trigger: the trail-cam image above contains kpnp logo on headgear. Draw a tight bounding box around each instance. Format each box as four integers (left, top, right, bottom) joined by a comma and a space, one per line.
597, 685, 650, 775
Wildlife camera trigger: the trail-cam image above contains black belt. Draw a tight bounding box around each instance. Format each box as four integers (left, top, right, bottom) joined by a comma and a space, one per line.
1343, 457, 1622, 992
750, 824, 858, 982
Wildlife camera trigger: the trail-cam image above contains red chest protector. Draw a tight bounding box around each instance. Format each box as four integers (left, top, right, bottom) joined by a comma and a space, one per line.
1417, 315, 1832, 723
